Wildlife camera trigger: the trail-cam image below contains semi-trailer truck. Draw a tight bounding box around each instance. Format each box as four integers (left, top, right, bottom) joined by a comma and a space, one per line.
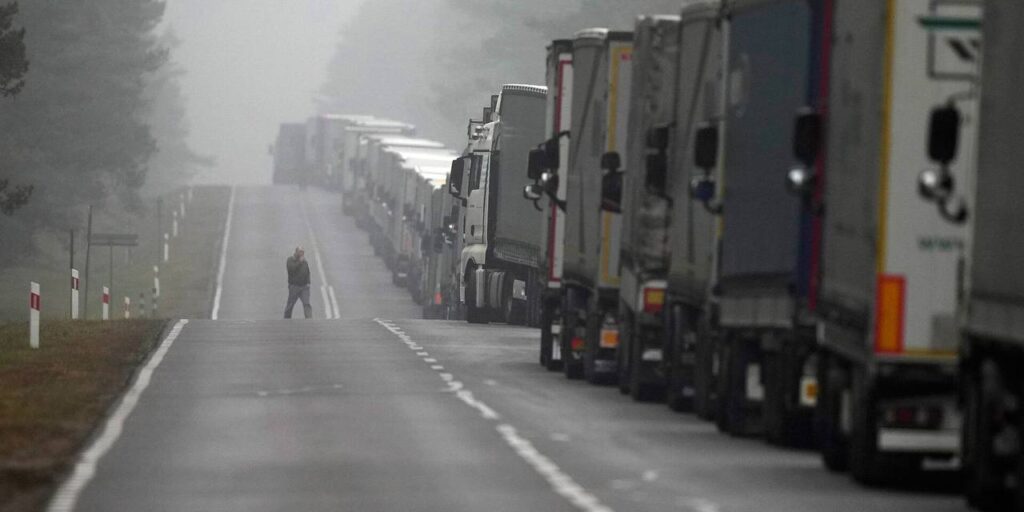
560, 28, 634, 383
688, 0, 831, 442
338, 121, 416, 212
523, 39, 574, 371
450, 84, 548, 325
272, 123, 308, 185
662, 0, 724, 421
617, 15, 680, 402
814, 0, 980, 484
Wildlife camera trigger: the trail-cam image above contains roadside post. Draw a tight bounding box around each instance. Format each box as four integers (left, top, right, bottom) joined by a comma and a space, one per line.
91, 233, 139, 304
102, 287, 110, 320
153, 265, 160, 316
29, 282, 40, 349
123, 296, 131, 319
172, 210, 179, 237
71, 269, 80, 320
163, 233, 169, 262
180, 193, 186, 219
138, 292, 145, 318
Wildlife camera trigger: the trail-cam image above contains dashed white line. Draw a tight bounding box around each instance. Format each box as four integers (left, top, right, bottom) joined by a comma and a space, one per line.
301, 199, 335, 319
319, 286, 331, 319
210, 186, 236, 320
373, 318, 614, 512
48, 320, 190, 512
328, 286, 341, 318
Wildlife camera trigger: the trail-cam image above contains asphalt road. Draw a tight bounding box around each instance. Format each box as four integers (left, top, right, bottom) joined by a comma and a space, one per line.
62, 186, 967, 512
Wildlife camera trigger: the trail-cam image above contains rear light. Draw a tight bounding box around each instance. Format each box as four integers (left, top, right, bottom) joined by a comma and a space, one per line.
642, 287, 665, 314
570, 336, 585, 351
599, 328, 619, 349
434, 292, 442, 305
881, 405, 943, 430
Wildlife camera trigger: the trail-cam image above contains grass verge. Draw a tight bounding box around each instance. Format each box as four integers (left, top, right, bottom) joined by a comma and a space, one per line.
0, 319, 167, 512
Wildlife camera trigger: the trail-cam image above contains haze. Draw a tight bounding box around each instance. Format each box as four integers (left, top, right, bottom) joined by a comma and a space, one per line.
164, 0, 364, 184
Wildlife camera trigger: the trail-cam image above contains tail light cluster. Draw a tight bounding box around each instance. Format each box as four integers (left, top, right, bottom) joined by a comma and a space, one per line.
881, 404, 943, 430
642, 286, 665, 314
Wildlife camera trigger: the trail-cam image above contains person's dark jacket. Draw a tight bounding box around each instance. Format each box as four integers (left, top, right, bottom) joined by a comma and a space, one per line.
286, 256, 311, 286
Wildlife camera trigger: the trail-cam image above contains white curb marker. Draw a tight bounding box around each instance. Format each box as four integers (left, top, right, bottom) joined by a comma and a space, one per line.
48, 319, 189, 512
29, 282, 40, 348
211, 186, 236, 320
70, 269, 80, 320
373, 318, 613, 512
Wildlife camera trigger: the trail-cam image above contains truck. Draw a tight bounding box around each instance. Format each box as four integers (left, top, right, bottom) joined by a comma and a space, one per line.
387, 148, 458, 286
682, 0, 832, 443
814, 0, 980, 484
662, 0, 724, 421
271, 123, 307, 185
338, 120, 416, 211
523, 39, 573, 371
931, 2, 1012, 509
305, 114, 414, 190
559, 28, 633, 383
449, 84, 548, 325
617, 15, 679, 402
408, 170, 450, 310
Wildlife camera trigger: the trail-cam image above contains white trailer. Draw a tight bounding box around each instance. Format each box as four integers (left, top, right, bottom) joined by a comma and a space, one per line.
815, 0, 981, 484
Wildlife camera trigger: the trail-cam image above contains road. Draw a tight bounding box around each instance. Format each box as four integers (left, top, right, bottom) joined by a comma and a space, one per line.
59, 186, 966, 511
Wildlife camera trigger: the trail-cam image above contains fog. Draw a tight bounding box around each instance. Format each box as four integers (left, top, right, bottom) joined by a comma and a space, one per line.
164, 0, 365, 184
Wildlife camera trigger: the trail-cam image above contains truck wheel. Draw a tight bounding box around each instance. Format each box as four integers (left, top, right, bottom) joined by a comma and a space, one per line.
693, 315, 716, 421
583, 312, 600, 384
666, 305, 693, 412
816, 353, 849, 472
717, 335, 761, 436
964, 357, 1012, 511
617, 309, 632, 394
848, 369, 914, 485
465, 272, 488, 324
628, 313, 660, 401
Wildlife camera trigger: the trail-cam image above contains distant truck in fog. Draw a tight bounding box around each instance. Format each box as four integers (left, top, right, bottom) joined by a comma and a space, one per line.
305, 114, 414, 190
271, 123, 308, 185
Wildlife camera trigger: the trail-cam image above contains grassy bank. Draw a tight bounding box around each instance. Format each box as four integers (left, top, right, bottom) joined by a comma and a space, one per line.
0, 319, 167, 512
0, 185, 230, 322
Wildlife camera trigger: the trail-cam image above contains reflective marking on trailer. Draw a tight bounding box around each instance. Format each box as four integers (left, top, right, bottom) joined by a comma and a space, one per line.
599, 329, 619, 349
745, 364, 764, 401
878, 429, 960, 453
800, 376, 818, 407
641, 349, 662, 362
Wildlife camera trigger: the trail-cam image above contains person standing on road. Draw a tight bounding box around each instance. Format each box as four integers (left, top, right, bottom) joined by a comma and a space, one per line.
284, 246, 313, 319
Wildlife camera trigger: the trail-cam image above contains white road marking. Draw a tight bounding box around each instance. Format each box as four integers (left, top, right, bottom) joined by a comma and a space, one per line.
551, 433, 571, 442
431, 365, 444, 370
210, 186, 236, 320
424, 358, 437, 363
642, 470, 659, 482
328, 286, 341, 318
484, 379, 498, 386
47, 320, 189, 512
301, 197, 334, 319
373, 318, 614, 512
681, 498, 722, 512
417, 351, 429, 356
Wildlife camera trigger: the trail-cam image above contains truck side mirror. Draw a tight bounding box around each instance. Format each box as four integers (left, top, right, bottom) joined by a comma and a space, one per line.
527, 148, 546, 180
793, 108, 821, 167
694, 125, 718, 170
601, 151, 621, 173
601, 171, 623, 212
448, 158, 464, 198
523, 183, 543, 201
646, 153, 668, 192
690, 176, 716, 203
541, 171, 559, 197
928, 104, 961, 165
646, 126, 670, 151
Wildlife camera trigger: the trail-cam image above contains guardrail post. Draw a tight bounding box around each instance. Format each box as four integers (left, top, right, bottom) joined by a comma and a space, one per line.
29, 282, 40, 349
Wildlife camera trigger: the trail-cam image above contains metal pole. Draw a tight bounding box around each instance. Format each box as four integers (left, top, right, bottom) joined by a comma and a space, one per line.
109, 245, 114, 306
84, 206, 93, 319
69, 229, 74, 319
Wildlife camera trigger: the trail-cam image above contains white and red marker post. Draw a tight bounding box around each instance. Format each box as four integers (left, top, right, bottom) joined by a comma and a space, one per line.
123, 296, 131, 319
71, 268, 80, 320
101, 286, 110, 320
29, 282, 40, 348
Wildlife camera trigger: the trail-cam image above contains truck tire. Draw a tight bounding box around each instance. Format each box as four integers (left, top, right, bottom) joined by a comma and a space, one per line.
617, 308, 632, 394
763, 340, 813, 447
716, 334, 761, 436
848, 369, 916, 485
562, 293, 584, 380
964, 357, 1012, 511
666, 305, 693, 413
627, 311, 661, 401
693, 315, 717, 421
465, 271, 488, 324
816, 353, 849, 472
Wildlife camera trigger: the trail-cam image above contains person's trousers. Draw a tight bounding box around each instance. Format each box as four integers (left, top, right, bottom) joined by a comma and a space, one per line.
284, 284, 312, 319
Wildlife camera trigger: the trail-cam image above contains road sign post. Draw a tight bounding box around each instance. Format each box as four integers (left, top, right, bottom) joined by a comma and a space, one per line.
29, 282, 40, 349
71, 269, 80, 320
102, 287, 110, 320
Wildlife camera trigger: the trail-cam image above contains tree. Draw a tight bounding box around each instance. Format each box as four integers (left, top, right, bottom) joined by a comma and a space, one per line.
0, 2, 27, 97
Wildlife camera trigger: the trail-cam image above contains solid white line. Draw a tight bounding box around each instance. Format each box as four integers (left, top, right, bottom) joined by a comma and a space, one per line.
372, 318, 614, 512
301, 199, 333, 319
210, 186, 236, 320
328, 286, 340, 318
47, 320, 190, 512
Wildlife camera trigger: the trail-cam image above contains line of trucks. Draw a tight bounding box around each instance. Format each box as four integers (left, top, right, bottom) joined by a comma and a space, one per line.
272, 1, 1024, 509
